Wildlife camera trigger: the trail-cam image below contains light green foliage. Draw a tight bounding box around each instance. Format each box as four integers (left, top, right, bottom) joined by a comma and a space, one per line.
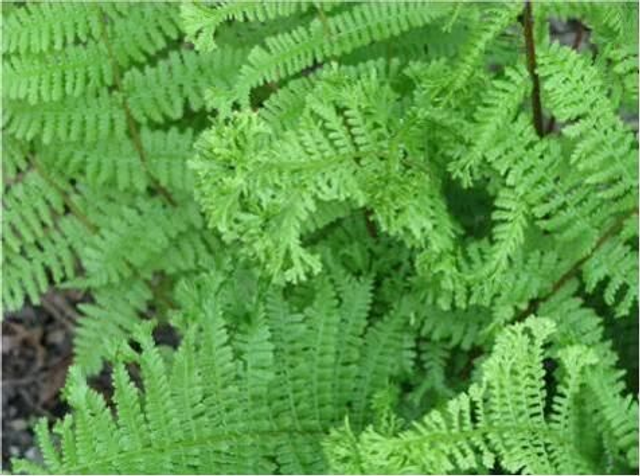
325, 318, 626, 474
2, 2, 237, 371
13, 272, 410, 474
6, 1, 639, 475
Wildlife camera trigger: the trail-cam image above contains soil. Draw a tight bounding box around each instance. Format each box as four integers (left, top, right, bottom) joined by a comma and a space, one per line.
2, 291, 85, 472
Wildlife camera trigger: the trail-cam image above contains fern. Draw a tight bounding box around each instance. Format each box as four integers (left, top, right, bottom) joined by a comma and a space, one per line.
192, 2, 455, 112
13, 271, 414, 474
325, 318, 635, 474
2, 1, 233, 372
181, 1, 313, 53
7, 2, 638, 475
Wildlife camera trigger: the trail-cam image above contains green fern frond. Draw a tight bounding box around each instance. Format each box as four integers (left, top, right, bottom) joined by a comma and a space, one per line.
16, 270, 414, 474
2, 3, 112, 55
325, 318, 617, 475
582, 233, 638, 317
70, 198, 207, 288
446, 3, 521, 97
181, 1, 312, 52
4, 43, 114, 104
450, 65, 530, 184
538, 43, 637, 210
5, 91, 126, 144
124, 48, 247, 125
419, 303, 492, 350
212, 2, 454, 112
42, 128, 195, 193
2, 163, 88, 310
73, 280, 153, 375
193, 64, 458, 282
2, 223, 79, 310
3, 197, 85, 310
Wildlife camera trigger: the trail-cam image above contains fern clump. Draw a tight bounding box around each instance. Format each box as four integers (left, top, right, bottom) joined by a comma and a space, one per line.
5, 1, 638, 475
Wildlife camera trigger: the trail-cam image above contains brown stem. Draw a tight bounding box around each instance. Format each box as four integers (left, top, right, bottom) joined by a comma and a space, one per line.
515, 208, 639, 322
31, 156, 98, 234
98, 8, 176, 207
572, 21, 584, 50
523, 0, 544, 138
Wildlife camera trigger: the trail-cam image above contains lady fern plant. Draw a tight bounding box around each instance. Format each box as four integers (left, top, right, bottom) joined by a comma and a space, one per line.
5, 1, 639, 474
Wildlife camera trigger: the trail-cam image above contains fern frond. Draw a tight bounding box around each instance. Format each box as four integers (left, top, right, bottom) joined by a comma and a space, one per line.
3, 170, 66, 253
446, 4, 521, 97
2, 3, 181, 103
2, 3, 111, 55
43, 128, 196, 193
73, 280, 153, 375
194, 65, 458, 282
3, 213, 85, 311
18, 269, 413, 474
538, 43, 637, 213
71, 198, 207, 288
582, 232, 638, 317
2, 134, 30, 180
5, 91, 126, 144
181, 1, 312, 52
213, 2, 453, 111
488, 187, 530, 274
419, 303, 491, 350
124, 48, 247, 125
540, 285, 640, 470
325, 318, 607, 475
4, 43, 114, 104
6, 47, 244, 145
352, 307, 413, 431
450, 65, 529, 185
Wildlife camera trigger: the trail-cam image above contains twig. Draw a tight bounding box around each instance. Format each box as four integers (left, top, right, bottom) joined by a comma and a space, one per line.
523, 0, 544, 138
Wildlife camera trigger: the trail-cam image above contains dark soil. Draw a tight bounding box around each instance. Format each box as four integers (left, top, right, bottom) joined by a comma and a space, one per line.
2, 291, 84, 472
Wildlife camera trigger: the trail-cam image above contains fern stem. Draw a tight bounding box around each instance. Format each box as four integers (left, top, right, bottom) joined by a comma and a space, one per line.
30, 155, 98, 234
523, 0, 544, 137
515, 208, 639, 322
97, 8, 177, 207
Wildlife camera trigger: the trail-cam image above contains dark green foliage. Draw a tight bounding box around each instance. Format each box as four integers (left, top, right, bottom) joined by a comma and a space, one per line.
5, 1, 638, 474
